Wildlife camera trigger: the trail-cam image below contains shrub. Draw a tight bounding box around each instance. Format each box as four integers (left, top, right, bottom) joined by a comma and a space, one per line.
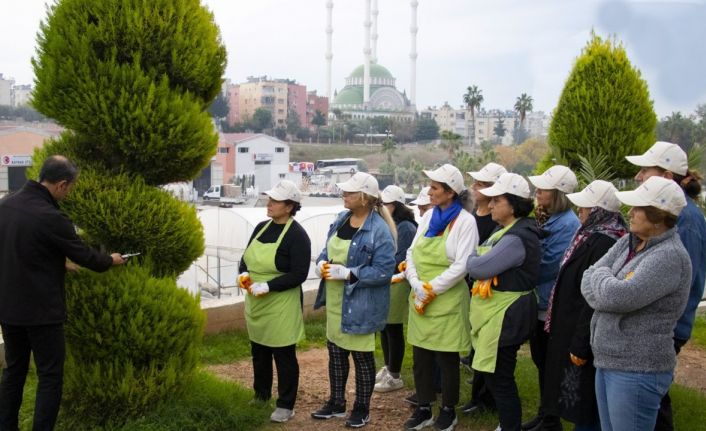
61, 265, 204, 423
545, 33, 656, 178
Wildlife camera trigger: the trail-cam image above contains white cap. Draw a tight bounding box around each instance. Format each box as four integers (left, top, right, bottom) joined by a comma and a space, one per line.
528, 165, 578, 193
479, 173, 531, 199
381, 185, 406, 204
336, 172, 380, 197
567, 180, 621, 212
468, 162, 507, 183
423, 164, 465, 194
614, 176, 687, 216
263, 180, 302, 202
625, 141, 688, 176
410, 186, 431, 206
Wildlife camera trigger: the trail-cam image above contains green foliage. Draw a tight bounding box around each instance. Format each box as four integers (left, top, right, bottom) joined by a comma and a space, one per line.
691, 314, 706, 349
493, 118, 507, 140
208, 91, 230, 120
32, 0, 226, 185
61, 265, 204, 423
415, 117, 440, 141
575, 148, 617, 187
250, 108, 273, 132
547, 33, 656, 179
439, 130, 462, 160
311, 110, 327, 128
514, 93, 534, 126
381, 137, 397, 163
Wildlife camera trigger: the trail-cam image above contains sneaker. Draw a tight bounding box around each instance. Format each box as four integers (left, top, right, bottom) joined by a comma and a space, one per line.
345, 405, 370, 428
375, 366, 389, 384
270, 407, 295, 423
434, 406, 457, 431
374, 373, 404, 393
404, 393, 419, 406
521, 414, 543, 431
494, 426, 502, 431
460, 400, 493, 415
404, 406, 434, 430
311, 400, 346, 419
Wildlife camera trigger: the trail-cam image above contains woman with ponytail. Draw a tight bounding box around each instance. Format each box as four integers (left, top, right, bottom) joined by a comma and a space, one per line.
403, 164, 478, 431
311, 172, 396, 428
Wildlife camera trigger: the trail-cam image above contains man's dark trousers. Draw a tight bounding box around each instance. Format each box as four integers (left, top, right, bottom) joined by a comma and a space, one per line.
0, 323, 65, 431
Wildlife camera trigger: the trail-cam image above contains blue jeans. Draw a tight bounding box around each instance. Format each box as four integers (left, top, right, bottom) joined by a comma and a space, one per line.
595, 368, 672, 431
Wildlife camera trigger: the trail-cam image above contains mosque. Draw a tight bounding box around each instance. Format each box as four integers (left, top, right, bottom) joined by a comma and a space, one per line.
326, 1, 418, 121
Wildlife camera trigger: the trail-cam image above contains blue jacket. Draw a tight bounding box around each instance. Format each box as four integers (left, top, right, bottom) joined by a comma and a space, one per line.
674, 197, 706, 341
314, 209, 396, 334
537, 209, 580, 312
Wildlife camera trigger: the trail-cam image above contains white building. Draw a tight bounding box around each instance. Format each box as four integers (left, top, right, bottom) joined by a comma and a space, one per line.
233, 134, 290, 192
0, 74, 14, 106
12, 85, 32, 107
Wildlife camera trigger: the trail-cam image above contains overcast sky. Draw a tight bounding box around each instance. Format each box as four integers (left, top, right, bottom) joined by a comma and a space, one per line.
1, 0, 705, 117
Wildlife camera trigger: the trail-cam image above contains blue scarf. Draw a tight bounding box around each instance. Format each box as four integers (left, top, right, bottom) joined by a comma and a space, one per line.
425, 199, 462, 237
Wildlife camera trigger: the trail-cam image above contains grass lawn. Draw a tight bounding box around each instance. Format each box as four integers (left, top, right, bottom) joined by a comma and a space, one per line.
15, 315, 706, 429
690, 312, 706, 349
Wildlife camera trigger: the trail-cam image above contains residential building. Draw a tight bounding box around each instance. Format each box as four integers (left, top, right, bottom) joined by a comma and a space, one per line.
226, 83, 240, 125
12, 85, 32, 107
0, 74, 14, 106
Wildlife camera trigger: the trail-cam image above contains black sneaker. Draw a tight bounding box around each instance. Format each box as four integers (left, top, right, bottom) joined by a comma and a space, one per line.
345, 405, 370, 428
404, 393, 419, 406
311, 400, 346, 419
404, 406, 434, 430
434, 406, 457, 431
521, 414, 543, 431
460, 400, 493, 415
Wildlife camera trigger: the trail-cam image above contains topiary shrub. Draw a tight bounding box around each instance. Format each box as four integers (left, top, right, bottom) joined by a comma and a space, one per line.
544, 33, 656, 178
62, 265, 204, 423
29, 0, 225, 422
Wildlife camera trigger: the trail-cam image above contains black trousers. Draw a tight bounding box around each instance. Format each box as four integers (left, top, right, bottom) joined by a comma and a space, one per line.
529, 319, 548, 415
326, 341, 375, 410
0, 323, 65, 431
653, 339, 684, 431
251, 341, 299, 410
412, 346, 459, 407
380, 323, 405, 374
482, 344, 522, 431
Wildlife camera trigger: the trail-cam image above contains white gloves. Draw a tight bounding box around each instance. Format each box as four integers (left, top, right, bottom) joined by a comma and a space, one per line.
250, 282, 269, 297
315, 261, 327, 278
324, 264, 351, 281
391, 272, 406, 284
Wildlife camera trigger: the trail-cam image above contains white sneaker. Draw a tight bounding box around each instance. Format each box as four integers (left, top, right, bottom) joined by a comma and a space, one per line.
375, 366, 389, 384
270, 407, 295, 423
374, 373, 404, 393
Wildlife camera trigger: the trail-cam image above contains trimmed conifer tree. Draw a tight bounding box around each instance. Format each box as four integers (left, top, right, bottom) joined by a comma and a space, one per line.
29, 0, 226, 422
542, 33, 656, 178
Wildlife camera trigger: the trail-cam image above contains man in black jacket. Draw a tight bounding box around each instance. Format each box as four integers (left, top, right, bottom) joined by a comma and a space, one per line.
0, 155, 125, 430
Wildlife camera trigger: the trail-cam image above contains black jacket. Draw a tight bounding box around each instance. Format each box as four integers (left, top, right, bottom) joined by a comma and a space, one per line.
542, 232, 616, 424
0, 181, 113, 325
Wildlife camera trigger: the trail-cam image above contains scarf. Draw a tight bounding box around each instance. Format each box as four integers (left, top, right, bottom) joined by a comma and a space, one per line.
425, 198, 462, 237
544, 207, 627, 332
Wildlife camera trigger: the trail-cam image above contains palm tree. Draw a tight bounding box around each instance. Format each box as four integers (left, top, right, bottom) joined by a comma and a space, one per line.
463, 85, 484, 146
440, 130, 463, 161
514, 93, 534, 130
381, 137, 397, 164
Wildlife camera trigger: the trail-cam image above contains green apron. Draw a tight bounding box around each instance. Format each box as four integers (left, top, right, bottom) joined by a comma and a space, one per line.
387, 277, 410, 325
407, 225, 471, 352
469, 221, 529, 373
242, 218, 305, 347
325, 233, 375, 352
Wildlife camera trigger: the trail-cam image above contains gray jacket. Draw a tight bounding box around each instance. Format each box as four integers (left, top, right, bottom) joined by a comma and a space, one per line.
581, 228, 691, 373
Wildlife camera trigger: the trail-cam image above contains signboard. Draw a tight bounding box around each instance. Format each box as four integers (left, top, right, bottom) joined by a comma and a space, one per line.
1, 155, 32, 166
254, 153, 272, 162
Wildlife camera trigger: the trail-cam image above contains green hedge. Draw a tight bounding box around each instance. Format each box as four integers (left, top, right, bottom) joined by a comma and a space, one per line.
62, 265, 204, 423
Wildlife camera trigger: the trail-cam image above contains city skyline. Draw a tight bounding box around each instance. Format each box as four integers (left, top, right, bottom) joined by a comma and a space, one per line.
1, 0, 705, 117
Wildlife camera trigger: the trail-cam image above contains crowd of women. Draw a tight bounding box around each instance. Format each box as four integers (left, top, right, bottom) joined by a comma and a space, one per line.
236, 140, 705, 431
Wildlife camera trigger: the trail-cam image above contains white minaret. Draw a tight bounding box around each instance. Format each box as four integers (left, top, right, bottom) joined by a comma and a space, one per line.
363, 0, 372, 103
410, 0, 418, 107
325, 1, 334, 101
371, 0, 379, 64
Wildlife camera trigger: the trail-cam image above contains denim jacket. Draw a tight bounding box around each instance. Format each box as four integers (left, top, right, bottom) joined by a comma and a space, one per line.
536, 209, 580, 313
314, 209, 396, 334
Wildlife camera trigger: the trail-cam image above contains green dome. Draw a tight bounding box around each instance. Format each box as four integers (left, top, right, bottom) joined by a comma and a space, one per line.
333, 86, 363, 105
348, 63, 394, 79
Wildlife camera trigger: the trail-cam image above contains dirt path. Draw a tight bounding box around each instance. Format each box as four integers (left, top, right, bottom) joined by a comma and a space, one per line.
208, 344, 706, 431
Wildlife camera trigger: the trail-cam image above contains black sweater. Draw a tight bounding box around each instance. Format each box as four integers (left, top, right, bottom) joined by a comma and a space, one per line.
239, 219, 311, 292
0, 181, 113, 325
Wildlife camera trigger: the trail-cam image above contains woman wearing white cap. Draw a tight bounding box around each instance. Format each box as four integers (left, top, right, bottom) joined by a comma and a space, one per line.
542, 181, 627, 431
403, 164, 478, 431
374, 185, 419, 393
311, 172, 396, 428
410, 186, 432, 217
237, 180, 311, 423
581, 176, 691, 431
524, 165, 581, 431
464, 173, 541, 431
625, 141, 706, 430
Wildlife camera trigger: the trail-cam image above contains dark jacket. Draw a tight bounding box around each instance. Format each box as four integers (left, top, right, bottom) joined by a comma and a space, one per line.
0, 181, 113, 325
543, 233, 616, 424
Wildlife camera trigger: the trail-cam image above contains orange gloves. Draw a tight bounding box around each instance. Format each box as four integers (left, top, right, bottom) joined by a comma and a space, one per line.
238, 272, 253, 293
412, 281, 436, 314
569, 353, 587, 367
472, 276, 498, 299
